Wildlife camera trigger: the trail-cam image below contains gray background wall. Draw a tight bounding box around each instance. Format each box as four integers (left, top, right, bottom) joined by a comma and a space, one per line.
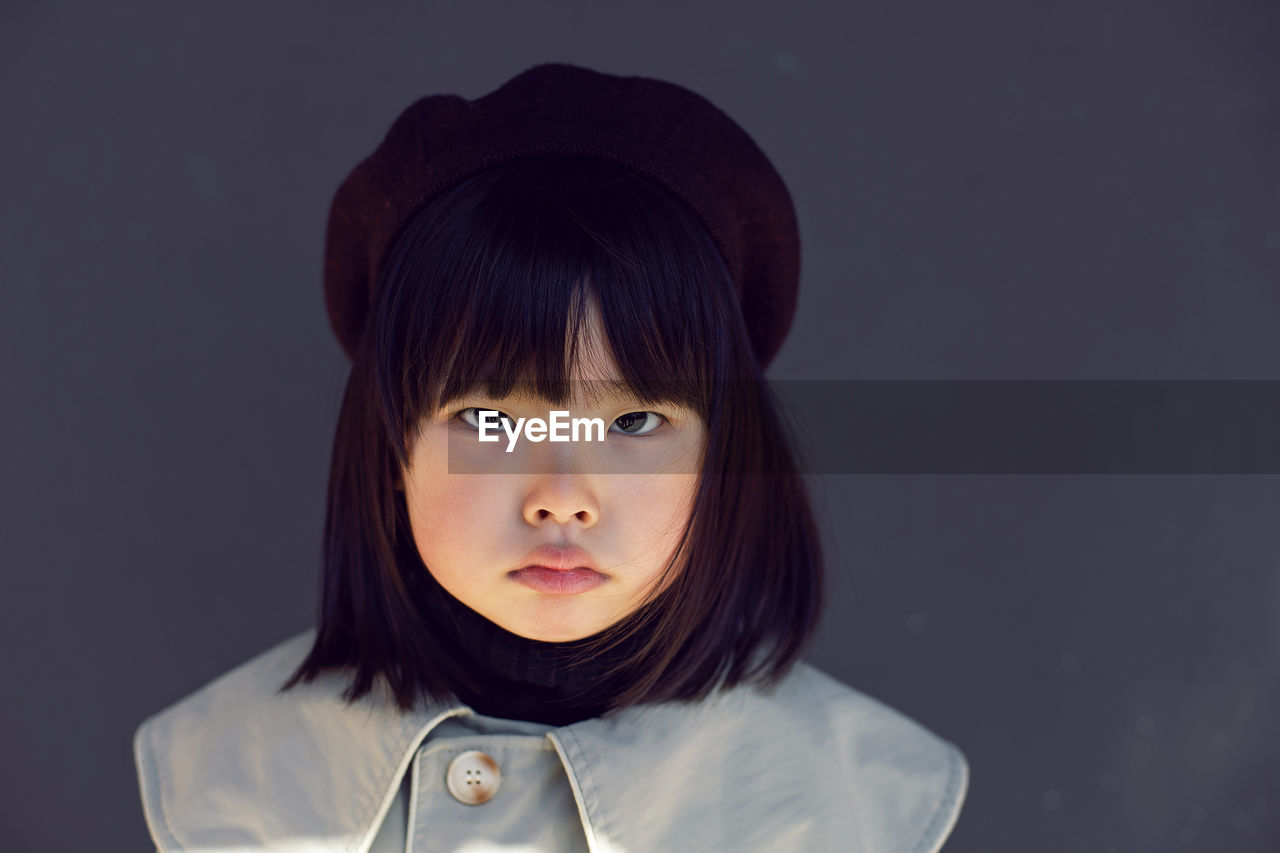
3, 1, 1277, 851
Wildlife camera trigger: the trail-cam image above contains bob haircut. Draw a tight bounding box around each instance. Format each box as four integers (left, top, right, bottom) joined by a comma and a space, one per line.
282, 154, 823, 714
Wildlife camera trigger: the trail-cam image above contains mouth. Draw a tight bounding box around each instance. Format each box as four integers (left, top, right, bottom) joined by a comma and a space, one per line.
508, 543, 607, 594
508, 564, 609, 595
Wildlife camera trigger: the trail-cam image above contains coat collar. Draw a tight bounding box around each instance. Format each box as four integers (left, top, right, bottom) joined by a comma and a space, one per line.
135, 628, 967, 853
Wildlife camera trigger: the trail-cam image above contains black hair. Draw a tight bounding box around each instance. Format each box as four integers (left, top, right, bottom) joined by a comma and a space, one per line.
281, 154, 823, 713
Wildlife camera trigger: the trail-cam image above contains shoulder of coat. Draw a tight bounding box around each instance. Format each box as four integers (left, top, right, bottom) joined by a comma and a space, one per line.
131, 628, 320, 851
778, 662, 970, 853
133, 627, 336, 765
131, 628, 444, 853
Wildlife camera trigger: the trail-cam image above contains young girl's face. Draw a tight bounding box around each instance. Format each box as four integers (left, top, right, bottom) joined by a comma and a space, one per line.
399, 304, 706, 642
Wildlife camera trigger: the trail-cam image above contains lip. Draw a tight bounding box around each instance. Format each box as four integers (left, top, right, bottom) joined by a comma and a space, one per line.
509, 544, 607, 595
519, 544, 601, 573
509, 565, 608, 595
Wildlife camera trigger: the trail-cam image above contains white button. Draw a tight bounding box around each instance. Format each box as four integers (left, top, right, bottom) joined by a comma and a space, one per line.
446, 750, 501, 805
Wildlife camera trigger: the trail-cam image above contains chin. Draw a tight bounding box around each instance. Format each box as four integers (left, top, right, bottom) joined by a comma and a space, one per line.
517, 624, 596, 643
499, 595, 614, 641
505, 611, 605, 643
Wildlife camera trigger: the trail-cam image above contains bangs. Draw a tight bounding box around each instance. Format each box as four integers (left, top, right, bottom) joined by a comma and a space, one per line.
370, 155, 738, 464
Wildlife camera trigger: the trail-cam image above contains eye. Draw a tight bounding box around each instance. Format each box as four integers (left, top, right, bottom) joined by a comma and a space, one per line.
454, 407, 516, 431
610, 411, 669, 436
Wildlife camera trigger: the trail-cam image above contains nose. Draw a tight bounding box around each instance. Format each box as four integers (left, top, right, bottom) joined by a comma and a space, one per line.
521, 471, 599, 529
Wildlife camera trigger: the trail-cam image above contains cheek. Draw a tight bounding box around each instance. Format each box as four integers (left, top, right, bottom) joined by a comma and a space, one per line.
405, 474, 504, 560
406, 426, 502, 534
414, 474, 487, 515
624, 476, 698, 602
626, 475, 698, 548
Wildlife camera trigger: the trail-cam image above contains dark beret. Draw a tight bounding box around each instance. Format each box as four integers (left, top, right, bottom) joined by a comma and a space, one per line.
323, 62, 800, 368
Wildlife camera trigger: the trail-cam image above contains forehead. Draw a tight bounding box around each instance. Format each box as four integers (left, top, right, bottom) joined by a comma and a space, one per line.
481, 378, 645, 408
534, 298, 633, 396
434, 284, 700, 414
455, 306, 647, 404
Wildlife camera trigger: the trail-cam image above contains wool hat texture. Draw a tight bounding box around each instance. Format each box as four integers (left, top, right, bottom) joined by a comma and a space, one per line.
323, 62, 800, 368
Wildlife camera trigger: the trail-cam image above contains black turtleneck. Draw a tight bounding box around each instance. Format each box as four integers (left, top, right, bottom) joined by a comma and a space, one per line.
419, 571, 645, 727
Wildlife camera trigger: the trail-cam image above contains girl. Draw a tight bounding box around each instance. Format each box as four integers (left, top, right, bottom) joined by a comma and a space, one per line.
133, 63, 969, 852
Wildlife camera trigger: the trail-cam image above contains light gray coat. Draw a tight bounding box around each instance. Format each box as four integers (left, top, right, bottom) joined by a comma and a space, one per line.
134, 629, 968, 852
